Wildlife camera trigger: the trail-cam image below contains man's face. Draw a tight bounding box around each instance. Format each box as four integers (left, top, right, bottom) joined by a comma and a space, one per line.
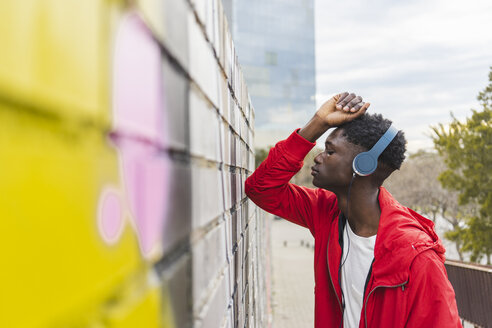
311, 128, 362, 190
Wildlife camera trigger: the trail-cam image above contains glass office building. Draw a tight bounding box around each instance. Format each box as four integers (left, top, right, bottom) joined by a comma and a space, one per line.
224, 0, 316, 147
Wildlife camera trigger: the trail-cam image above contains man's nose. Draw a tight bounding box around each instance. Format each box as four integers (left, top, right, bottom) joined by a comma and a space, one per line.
314, 153, 323, 164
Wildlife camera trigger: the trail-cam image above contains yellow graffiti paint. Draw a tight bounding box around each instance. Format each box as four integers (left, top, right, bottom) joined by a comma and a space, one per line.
0, 1, 170, 327
0, 104, 164, 327
0, 1, 109, 123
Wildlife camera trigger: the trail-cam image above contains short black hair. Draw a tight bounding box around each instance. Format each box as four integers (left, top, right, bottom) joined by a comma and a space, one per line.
339, 113, 406, 170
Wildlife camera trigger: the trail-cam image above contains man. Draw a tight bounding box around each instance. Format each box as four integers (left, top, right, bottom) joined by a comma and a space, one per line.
245, 93, 462, 327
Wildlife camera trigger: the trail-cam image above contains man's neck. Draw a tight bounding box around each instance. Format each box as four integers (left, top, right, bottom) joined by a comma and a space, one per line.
335, 180, 381, 237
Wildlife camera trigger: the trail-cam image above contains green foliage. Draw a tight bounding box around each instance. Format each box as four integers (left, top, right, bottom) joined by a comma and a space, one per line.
477, 68, 492, 109
444, 226, 465, 251
432, 67, 492, 264
255, 148, 269, 168
459, 217, 492, 263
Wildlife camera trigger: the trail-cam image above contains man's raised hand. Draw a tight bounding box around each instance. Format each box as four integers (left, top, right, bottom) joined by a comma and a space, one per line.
298, 92, 370, 142
316, 92, 370, 128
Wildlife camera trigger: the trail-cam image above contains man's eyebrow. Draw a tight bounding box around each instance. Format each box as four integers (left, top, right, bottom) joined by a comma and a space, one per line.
324, 140, 335, 148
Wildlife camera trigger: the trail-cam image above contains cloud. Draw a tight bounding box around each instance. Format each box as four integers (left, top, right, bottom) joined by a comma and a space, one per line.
314, 0, 492, 152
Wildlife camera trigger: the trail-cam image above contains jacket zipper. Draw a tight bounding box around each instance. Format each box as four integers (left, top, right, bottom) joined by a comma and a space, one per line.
326, 236, 344, 326
363, 281, 408, 328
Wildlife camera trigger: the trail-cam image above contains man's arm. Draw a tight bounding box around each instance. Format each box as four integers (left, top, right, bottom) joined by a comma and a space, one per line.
245, 92, 369, 234
405, 250, 462, 327
245, 129, 322, 234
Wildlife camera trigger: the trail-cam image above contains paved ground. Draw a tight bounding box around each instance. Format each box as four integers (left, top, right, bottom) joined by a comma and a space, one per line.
270, 215, 315, 328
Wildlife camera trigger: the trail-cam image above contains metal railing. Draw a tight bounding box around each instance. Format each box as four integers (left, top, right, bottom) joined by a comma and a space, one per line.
445, 260, 492, 328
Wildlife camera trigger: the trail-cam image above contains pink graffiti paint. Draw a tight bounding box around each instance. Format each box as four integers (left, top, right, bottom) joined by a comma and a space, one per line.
114, 137, 170, 256
98, 12, 170, 258
98, 188, 123, 244
112, 13, 164, 144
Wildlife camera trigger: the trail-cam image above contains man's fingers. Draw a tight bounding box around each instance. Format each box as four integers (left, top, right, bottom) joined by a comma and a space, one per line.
351, 102, 370, 115
335, 92, 349, 109
335, 92, 368, 112
346, 96, 363, 111
337, 92, 349, 102
349, 101, 364, 112
338, 93, 356, 111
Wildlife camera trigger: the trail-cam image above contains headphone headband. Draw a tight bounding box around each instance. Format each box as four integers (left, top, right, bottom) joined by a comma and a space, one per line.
370, 125, 398, 156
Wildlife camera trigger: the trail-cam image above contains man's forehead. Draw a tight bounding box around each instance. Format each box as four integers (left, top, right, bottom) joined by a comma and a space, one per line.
325, 128, 364, 152
325, 128, 346, 144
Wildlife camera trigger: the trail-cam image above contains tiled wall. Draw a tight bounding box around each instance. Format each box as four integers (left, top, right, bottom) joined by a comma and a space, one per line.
0, 0, 269, 327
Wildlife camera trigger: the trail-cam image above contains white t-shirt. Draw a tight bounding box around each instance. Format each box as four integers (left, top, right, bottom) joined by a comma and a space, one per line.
341, 222, 376, 328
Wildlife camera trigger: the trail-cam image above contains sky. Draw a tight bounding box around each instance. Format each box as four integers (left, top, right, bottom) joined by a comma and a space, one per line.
313, 0, 492, 152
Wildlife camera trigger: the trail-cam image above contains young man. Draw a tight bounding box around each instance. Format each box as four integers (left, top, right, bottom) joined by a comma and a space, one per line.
245, 93, 462, 327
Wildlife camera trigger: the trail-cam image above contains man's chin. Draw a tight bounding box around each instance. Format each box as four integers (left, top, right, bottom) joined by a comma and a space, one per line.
312, 178, 332, 191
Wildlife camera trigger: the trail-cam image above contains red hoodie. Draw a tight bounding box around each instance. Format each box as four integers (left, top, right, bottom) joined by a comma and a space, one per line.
245, 130, 462, 328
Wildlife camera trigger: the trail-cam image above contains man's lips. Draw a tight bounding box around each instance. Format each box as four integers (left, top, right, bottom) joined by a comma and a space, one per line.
311, 166, 319, 176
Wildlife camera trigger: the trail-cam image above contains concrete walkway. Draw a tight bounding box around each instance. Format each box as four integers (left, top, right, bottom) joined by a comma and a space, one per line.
271, 216, 315, 328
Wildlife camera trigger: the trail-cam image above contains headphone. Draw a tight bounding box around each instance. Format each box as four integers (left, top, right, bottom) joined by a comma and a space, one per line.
352, 125, 399, 176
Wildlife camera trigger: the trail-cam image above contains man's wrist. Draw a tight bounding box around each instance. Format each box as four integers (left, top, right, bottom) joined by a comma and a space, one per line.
298, 114, 331, 142
313, 113, 332, 129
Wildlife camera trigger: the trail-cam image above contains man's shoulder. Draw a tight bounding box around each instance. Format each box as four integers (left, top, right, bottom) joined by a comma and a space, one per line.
410, 248, 447, 277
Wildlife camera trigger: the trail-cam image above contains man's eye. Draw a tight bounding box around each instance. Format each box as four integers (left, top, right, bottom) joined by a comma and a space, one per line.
325, 150, 334, 155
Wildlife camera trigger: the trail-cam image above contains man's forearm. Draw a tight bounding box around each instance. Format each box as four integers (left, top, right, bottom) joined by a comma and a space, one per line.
298, 114, 331, 143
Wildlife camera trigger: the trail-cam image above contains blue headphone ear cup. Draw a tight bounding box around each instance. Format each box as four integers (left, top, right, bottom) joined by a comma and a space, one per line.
352, 152, 377, 176
351, 124, 398, 176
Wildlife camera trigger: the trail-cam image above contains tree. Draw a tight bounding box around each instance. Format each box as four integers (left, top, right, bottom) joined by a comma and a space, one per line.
255, 147, 269, 169
431, 67, 492, 264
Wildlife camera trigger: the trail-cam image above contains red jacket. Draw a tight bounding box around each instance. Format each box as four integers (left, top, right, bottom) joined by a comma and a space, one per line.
245, 130, 462, 328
